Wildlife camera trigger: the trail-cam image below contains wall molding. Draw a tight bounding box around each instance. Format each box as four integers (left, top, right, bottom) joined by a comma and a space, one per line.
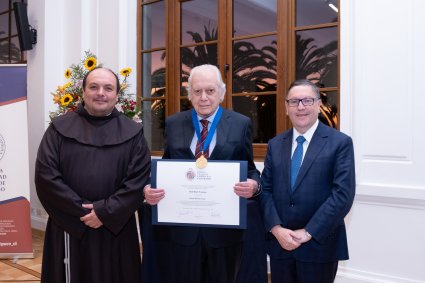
30, 206, 47, 231
355, 194, 425, 211
355, 183, 425, 210
337, 266, 424, 283
31, 214, 47, 231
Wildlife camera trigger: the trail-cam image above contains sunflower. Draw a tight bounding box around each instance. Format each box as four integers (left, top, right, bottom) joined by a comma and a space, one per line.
120, 67, 132, 77
50, 51, 139, 121
64, 69, 71, 79
63, 81, 72, 89
84, 57, 97, 71
60, 94, 74, 106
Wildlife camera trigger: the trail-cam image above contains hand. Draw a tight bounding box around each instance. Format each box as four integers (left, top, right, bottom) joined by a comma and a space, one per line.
292, 228, 312, 244
271, 225, 301, 251
144, 185, 165, 205
80, 203, 103, 229
234, 178, 258, 199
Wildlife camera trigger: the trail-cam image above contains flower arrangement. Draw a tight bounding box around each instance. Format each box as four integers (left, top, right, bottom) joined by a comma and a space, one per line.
49, 50, 141, 121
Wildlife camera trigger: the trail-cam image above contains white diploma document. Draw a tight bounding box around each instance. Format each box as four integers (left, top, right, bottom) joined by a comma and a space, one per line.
152, 160, 247, 228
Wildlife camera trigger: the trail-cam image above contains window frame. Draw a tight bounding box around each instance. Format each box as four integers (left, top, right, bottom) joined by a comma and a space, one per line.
0, 0, 27, 64
137, 0, 340, 159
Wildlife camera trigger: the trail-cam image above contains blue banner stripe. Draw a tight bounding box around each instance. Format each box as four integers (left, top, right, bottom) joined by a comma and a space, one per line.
0, 66, 27, 104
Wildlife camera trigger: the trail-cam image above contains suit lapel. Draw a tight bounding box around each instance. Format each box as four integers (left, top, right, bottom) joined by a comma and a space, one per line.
293, 123, 328, 191
209, 109, 230, 159
281, 131, 293, 193
183, 111, 196, 158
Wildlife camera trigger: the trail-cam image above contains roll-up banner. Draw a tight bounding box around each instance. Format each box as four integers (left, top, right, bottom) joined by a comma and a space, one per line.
0, 65, 33, 258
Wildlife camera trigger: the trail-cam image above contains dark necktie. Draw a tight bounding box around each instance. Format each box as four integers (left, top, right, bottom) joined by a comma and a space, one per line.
195, 119, 209, 158
290, 135, 306, 189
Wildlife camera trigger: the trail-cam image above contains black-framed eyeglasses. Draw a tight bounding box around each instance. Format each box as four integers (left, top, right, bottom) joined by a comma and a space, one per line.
286, 98, 320, 107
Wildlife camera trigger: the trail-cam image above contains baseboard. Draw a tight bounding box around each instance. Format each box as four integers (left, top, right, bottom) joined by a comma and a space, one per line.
31, 214, 47, 231
337, 266, 423, 283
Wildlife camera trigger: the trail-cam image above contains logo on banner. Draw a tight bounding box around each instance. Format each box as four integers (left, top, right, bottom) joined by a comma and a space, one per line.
0, 134, 5, 160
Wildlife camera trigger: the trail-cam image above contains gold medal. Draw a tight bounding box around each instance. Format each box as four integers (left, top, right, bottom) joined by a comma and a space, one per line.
196, 154, 208, 169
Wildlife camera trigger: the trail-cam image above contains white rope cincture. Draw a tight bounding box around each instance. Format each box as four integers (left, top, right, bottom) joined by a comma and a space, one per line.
64, 231, 71, 283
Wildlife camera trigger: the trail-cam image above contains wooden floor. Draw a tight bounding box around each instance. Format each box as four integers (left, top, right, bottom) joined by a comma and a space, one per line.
0, 230, 270, 282
0, 229, 43, 282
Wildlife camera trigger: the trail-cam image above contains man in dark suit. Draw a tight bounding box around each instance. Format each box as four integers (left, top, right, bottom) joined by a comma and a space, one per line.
143, 64, 261, 283
259, 79, 356, 283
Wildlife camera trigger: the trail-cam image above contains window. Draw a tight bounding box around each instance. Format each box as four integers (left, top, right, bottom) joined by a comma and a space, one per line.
0, 0, 27, 64
138, 0, 339, 158
295, 0, 339, 129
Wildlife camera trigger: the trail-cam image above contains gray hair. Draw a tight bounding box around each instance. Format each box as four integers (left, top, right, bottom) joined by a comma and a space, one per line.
186, 64, 226, 101
287, 79, 321, 98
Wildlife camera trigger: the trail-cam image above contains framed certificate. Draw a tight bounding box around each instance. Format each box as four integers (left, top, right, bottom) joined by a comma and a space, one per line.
151, 159, 248, 229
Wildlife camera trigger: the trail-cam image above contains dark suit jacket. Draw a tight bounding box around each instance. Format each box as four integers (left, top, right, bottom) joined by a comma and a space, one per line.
156, 108, 260, 248
259, 122, 355, 262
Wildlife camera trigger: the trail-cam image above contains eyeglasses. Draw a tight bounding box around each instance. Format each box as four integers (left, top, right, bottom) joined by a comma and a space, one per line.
286, 98, 320, 107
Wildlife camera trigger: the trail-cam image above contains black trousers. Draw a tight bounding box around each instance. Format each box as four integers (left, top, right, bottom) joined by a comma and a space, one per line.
155, 234, 242, 283
270, 257, 338, 283
140, 201, 268, 283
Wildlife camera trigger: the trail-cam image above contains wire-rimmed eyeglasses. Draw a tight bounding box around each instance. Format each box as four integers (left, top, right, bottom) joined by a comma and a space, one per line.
286, 97, 320, 107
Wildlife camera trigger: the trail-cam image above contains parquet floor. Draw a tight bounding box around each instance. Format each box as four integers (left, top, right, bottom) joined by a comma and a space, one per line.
0, 229, 43, 282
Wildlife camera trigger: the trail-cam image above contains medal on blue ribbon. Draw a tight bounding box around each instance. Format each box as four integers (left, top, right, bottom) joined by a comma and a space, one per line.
192, 107, 223, 168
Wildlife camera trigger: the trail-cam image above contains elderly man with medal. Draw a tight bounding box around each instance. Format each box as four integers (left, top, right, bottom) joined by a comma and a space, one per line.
142, 64, 261, 283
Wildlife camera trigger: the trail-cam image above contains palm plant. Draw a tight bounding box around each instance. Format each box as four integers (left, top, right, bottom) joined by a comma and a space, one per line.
182, 26, 218, 68
180, 25, 218, 93
232, 40, 277, 93
145, 26, 338, 133
179, 25, 277, 94
0, 33, 21, 63
295, 34, 338, 86
295, 34, 338, 127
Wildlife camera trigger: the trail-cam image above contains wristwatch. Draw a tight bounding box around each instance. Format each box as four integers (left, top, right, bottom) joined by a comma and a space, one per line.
305, 230, 312, 239
253, 183, 262, 197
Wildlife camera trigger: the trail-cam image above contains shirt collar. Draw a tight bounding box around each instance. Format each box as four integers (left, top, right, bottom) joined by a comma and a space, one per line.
293, 119, 319, 144
197, 107, 219, 124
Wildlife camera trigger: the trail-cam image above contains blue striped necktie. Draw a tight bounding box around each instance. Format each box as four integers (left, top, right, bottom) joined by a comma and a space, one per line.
290, 135, 306, 189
